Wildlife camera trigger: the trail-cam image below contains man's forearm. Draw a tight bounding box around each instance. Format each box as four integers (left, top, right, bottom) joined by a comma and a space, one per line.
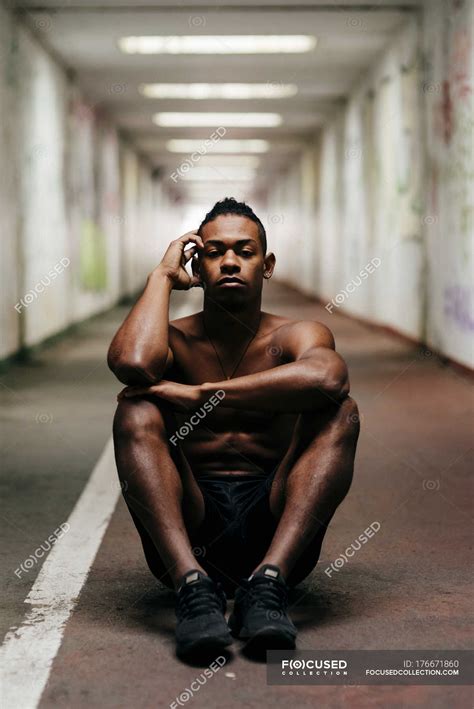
107, 267, 173, 384
200, 358, 349, 413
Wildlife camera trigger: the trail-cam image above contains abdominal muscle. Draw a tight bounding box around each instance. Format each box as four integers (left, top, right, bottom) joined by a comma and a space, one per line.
172, 407, 297, 478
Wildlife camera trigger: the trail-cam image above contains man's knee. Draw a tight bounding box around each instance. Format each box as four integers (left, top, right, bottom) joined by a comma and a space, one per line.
299, 395, 361, 444
337, 396, 361, 442
113, 397, 169, 442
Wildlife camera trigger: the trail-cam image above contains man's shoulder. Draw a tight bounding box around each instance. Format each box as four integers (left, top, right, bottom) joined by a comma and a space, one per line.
274, 320, 335, 352
168, 311, 334, 346
168, 312, 200, 339
271, 317, 335, 346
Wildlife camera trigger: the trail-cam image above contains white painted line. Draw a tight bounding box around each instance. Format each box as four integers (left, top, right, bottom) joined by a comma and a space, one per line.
0, 437, 120, 709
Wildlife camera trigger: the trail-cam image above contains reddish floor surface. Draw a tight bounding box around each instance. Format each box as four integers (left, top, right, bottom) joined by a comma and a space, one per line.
29, 282, 473, 707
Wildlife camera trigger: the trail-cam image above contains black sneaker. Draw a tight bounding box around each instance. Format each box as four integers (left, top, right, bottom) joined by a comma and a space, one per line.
228, 564, 297, 651
175, 569, 233, 657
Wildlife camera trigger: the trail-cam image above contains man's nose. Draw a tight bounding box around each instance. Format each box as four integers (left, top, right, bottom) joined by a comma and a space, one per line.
220, 251, 240, 271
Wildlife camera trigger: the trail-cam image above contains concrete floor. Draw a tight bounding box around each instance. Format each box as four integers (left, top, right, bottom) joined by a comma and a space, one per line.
1, 281, 472, 708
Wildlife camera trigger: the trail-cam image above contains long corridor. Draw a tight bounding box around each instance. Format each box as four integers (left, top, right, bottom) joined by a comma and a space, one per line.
1, 0, 473, 707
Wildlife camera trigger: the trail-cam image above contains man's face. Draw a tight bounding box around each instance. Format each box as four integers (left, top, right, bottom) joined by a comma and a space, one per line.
195, 214, 273, 305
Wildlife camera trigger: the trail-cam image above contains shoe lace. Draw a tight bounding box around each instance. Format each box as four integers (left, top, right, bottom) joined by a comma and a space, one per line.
246, 577, 288, 612
177, 582, 224, 621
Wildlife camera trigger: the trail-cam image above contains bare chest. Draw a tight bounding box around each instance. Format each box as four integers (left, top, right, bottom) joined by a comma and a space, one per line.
169, 334, 297, 472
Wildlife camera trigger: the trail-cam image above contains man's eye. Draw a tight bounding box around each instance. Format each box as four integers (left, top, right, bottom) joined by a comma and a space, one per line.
207, 251, 219, 257
242, 251, 253, 257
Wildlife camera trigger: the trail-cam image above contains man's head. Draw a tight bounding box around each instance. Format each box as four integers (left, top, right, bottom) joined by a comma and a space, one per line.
192, 197, 276, 307
197, 197, 267, 255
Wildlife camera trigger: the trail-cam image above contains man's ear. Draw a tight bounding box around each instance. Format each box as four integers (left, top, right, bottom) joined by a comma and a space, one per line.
263, 252, 276, 279
191, 253, 203, 284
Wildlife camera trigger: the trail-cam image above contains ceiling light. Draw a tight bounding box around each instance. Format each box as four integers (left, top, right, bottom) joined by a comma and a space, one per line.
195, 156, 260, 168
154, 113, 281, 127
178, 166, 256, 181
119, 35, 316, 55
166, 139, 269, 153
140, 83, 298, 99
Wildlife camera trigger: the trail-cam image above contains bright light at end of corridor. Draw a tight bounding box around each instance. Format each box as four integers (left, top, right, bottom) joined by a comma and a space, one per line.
166, 139, 269, 153
154, 113, 282, 127
140, 83, 298, 99
191, 155, 260, 167
179, 166, 256, 181
119, 35, 316, 55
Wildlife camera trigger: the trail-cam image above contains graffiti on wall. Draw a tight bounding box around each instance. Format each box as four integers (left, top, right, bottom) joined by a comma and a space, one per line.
444, 285, 474, 332
79, 219, 107, 291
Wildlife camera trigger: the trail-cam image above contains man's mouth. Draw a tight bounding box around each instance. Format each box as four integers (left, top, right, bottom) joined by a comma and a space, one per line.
217, 277, 245, 287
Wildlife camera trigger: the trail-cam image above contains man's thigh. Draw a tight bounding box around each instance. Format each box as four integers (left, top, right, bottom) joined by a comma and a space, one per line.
124, 479, 241, 593
125, 468, 332, 592
146, 397, 207, 535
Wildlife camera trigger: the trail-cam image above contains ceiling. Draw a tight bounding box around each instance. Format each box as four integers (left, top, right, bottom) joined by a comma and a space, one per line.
12, 1, 420, 202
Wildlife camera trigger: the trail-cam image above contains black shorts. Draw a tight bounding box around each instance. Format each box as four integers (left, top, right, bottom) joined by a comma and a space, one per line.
126, 469, 331, 595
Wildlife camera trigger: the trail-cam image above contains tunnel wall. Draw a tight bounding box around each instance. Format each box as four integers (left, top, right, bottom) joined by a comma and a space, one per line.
321, 15, 425, 339
0, 6, 171, 360
422, 0, 473, 367
269, 15, 425, 341
268, 6, 473, 369
0, 6, 21, 360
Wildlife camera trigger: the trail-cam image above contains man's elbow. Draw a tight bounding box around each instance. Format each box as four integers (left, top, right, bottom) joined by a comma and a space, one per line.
107, 352, 161, 386
322, 359, 350, 401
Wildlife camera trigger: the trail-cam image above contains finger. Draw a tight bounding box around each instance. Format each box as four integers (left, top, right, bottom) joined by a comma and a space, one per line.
189, 275, 203, 288
123, 388, 147, 398
183, 244, 198, 264
177, 232, 204, 249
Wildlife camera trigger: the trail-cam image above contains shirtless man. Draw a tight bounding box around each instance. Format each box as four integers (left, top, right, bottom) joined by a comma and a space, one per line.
108, 197, 360, 658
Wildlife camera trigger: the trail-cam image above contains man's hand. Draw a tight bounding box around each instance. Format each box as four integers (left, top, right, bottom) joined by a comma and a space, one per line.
117, 380, 203, 412
156, 230, 204, 291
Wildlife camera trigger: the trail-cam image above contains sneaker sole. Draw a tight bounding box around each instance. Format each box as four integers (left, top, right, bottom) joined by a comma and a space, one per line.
177, 631, 233, 658
237, 625, 296, 652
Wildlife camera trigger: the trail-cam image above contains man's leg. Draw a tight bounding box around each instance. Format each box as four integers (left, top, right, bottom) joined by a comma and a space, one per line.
112, 396, 207, 590
228, 396, 360, 650
255, 395, 360, 580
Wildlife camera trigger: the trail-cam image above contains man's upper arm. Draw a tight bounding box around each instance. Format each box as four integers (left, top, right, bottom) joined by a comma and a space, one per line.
281, 320, 336, 362
162, 323, 183, 380
279, 320, 349, 396
162, 345, 174, 375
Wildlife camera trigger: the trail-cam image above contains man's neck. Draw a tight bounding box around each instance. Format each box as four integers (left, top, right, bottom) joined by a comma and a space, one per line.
201, 296, 263, 345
